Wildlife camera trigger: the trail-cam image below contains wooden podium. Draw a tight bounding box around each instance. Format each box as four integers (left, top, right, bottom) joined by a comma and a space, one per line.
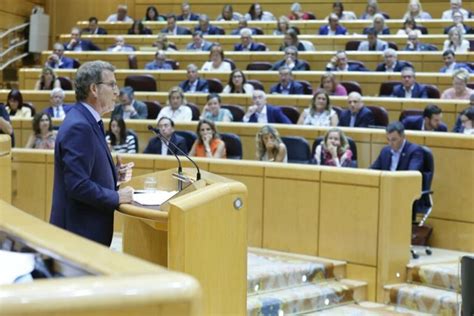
118, 168, 248, 315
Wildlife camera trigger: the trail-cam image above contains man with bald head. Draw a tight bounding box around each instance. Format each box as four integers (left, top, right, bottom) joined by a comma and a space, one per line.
338, 92, 375, 128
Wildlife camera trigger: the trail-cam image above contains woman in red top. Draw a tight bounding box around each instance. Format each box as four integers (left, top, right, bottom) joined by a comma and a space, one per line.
189, 119, 226, 158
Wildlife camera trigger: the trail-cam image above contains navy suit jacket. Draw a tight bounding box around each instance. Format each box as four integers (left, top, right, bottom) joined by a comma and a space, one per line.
50, 103, 119, 246
179, 78, 209, 93
318, 25, 347, 35
47, 56, 75, 69
338, 106, 375, 128
44, 104, 73, 118
326, 63, 368, 72
83, 27, 108, 35
391, 83, 428, 99
160, 26, 191, 35
248, 105, 292, 124
177, 13, 200, 21
234, 42, 266, 51
194, 25, 222, 35
375, 61, 410, 72
444, 24, 473, 34
270, 81, 304, 95
371, 141, 424, 172
402, 115, 448, 132
271, 59, 310, 71
143, 133, 188, 154
440, 63, 473, 73
64, 40, 100, 51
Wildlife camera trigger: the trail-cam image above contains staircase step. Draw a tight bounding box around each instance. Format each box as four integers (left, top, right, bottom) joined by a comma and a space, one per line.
407, 261, 460, 291
248, 248, 346, 295
384, 283, 460, 315
306, 302, 432, 315
247, 279, 367, 315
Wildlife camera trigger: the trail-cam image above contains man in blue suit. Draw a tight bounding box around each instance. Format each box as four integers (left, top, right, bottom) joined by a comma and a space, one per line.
440, 50, 473, 74
318, 14, 347, 35
0, 103, 13, 144
375, 49, 411, 72
358, 29, 388, 51
50, 61, 134, 246
243, 90, 292, 124
43, 88, 73, 119
271, 46, 310, 71
185, 31, 214, 51
270, 66, 304, 95
402, 104, 448, 132
144, 117, 189, 154
46, 43, 75, 69
194, 14, 223, 35
179, 64, 209, 93
82, 17, 107, 35
338, 92, 375, 128
234, 28, 266, 51
391, 67, 429, 99
161, 14, 191, 35
64, 27, 100, 51
326, 51, 368, 72
177, 2, 200, 21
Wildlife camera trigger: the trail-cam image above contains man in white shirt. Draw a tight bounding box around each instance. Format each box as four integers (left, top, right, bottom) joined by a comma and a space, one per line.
143, 117, 188, 155
106, 4, 134, 22
107, 36, 135, 52
441, 0, 470, 20
44, 88, 72, 119
243, 90, 292, 124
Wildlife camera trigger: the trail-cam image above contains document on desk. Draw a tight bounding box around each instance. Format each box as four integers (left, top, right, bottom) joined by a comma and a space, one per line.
0, 250, 35, 284
133, 190, 178, 206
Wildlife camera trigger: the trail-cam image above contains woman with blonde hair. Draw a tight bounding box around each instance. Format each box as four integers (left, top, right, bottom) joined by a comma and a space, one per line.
443, 27, 470, 53
402, 0, 432, 20
157, 86, 193, 122
441, 68, 473, 100
153, 33, 176, 51
273, 16, 291, 35
313, 128, 353, 167
34, 66, 61, 90
363, 13, 390, 35
256, 125, 287, 162
319, 72, 347, 96
297, 90, 338, 126
359, 0, 379, 20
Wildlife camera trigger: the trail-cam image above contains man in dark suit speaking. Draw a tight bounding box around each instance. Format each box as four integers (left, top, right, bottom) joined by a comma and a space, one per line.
50, 61, 134, 246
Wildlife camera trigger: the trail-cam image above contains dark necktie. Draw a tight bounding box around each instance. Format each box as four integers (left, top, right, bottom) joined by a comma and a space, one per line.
98, 120, 105, 136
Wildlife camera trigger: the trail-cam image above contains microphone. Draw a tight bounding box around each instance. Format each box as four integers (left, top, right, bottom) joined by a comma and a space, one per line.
147, 125, 201, 182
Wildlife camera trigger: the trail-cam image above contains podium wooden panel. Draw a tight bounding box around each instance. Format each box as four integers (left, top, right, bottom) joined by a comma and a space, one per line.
118, 168, 248, 315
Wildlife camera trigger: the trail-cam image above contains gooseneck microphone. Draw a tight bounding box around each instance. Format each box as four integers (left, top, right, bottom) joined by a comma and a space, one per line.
147, 125, 201, 181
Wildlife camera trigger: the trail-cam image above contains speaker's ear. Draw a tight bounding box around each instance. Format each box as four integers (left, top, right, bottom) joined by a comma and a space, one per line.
462, 255, 474, 315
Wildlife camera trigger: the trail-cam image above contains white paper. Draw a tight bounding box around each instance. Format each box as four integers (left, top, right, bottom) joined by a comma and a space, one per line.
133, 190, 178, 206
0, 250, 36, 284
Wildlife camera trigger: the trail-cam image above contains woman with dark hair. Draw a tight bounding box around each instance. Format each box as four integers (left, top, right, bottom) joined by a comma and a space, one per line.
105, 117, 137, 153
256, 125, 287, 162
223, 69, 254, 95
273, 16, 291, 35
34, 66, 61, 90
396, 17, 422, 36
279, 28, 306, 51
217, 4, 242, 21
319, 73, 347, 96
297, 90, 338, 126
128, 20, 152, 35
331, 1, 356, 20
6, 89, 31, 118
143, 6, 165, 21
25, 112, 56, 149
360, 0, 379, 20
189, 119, 226, 158
313, 128, 353, 167
201, 45, 232, 72
244, 3, 275, 21
201, 94, 233, 122
458, 107, 474, 135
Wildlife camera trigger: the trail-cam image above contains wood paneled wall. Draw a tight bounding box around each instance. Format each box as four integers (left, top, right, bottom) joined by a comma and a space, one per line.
0, 0, 43, 31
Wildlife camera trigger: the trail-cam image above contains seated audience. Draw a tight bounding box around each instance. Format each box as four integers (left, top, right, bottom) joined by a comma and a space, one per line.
153, 34, 177, 51
82, 17, 107, 35
391, 67, 428, 99
326, 50, 368, 71
25, 113, 56, 149
376, 49, 411, 72
217, 4, 242, 21
105, 117, 137, 153
157, 87, 193, 122
6, 89, 32, 118
111, 86, 148, 119
106, 4, 133, 22
338, 92, 375, 128
179, 64, 209, 93
288, 2, 313, 20
402, 104, 448, 132
453, 95, 474, 132
143, 5, 165, 21
234, 28, 266, 51
64, 27, 100, 51
201, 45, 232, 72
46, 43, 74, 69
200, 93, 233, 122
177, 2, 200, 21
195, 14, 222, 35
441, 68, 473, 100
272, 46, 310, 71
359, 0, 379, 20
231, 17, 257, 35
457, 107, 474, 134
0, 104, 13, 139
319, 14, 347, 35
223, 69, 255, 95
297, 90, 338, 126
440, 50, 472, 73
444, 11, 472, 34
245, 3, 275, 21
403, 0, 432, 20
319, 72, 347, 96
403, 31, 437, 51
44, 88, 72, 119
145, 50, 173, 70
144, 117, 188, 154
363, 14, 390, 35
189, 119, 226, 158
270, 66, 304, 95
443, 27, 470, 53
186, 31, 214, 51
161, 14, 191, 35
243, 90, 292, 124
256, 125, 287, 162
358, 29, 388, 51
396, 17, 423, 36
107, 36, 135, 52
34, 66, 61, 90
273, 16, 291, 35
127, 20, 152, 35
441, 0, 470, 20
330, 1, 356, 20
280, 28, 306, 51
314, 128, 353, 167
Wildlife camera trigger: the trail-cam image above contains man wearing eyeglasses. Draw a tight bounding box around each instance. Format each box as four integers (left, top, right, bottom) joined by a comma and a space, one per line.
50, 61, 134, 246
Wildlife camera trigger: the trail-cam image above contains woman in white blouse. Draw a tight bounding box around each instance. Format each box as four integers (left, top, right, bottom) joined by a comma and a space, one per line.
297, 90, 338, 126
223, 69, 255, 95
201, 45, 232, 72
443, 27, 470, 53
